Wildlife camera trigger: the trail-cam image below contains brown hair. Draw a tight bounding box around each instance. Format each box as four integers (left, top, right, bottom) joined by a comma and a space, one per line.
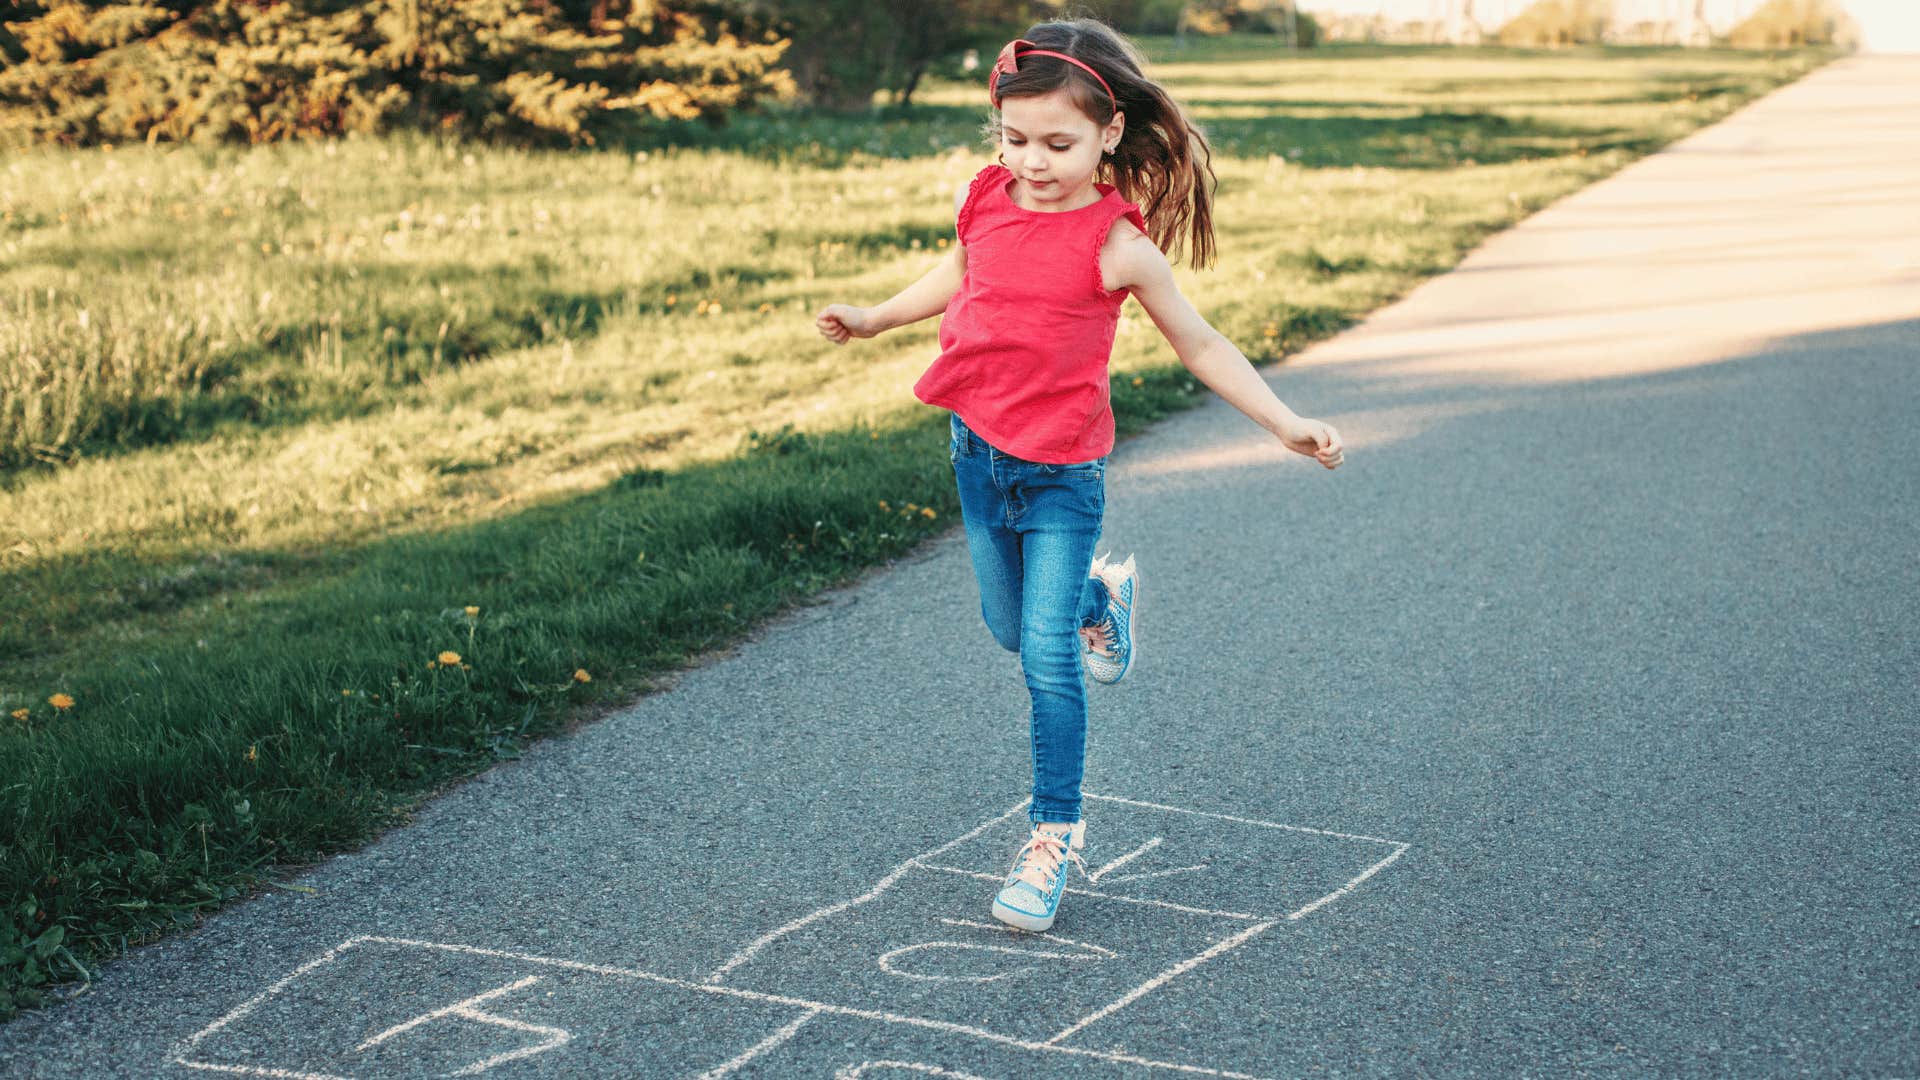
983, 17, 1218, 270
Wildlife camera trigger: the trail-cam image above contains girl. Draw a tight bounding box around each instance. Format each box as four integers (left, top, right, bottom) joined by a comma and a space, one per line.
814, 19, 1344, 933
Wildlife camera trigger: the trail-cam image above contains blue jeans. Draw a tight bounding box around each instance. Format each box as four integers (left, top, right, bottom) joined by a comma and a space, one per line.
948, 412, 1112, 825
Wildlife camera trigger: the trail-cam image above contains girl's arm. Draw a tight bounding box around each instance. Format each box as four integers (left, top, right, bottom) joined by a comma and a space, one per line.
816, 186, 970, 345
1115, 235, 1345, 470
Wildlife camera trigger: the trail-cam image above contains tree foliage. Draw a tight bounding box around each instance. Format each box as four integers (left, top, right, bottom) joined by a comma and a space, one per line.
1728, 0, 1850, 47
737, 0, 1036, 111
0, 0, 796, 146
1495, 0, 1612, 47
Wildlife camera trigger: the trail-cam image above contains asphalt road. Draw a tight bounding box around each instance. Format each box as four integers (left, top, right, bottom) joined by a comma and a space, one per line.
2, 55, 1916, 1080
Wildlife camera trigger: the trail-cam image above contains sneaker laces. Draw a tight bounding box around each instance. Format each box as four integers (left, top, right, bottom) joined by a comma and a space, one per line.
1079, 561, 1130, 658
1010, 828, 1088, 892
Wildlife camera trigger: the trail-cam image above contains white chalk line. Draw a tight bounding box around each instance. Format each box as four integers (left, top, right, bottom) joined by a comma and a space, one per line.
834, 1062, 994, 1080
176, 934, 1275, 1080
917, 863, 1262, 921
1087, 836, 1163, 883
1046, 919, 1280, 1046
1286, 841, 1411, 922
352, 974, 571, 1077
702, 799, 1032, 985
938, 918, 1119, 958
170, 1061, 348, 1080
1101, 865, 1209, 885
1041, 838, 1413, 1048
692, 1007, 823, 1080
837, 1053, 998, 1068
1083, 791, 1406, 847
169, 935, 379, 1077
354, 975, 542, 1049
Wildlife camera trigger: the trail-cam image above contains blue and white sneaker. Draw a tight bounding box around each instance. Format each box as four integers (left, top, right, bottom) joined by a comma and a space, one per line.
990, 821, 1087, 932
1080, 552, 1138, 685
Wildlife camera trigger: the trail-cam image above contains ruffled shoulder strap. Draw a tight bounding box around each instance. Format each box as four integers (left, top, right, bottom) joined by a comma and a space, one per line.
956, 163, 1010, 245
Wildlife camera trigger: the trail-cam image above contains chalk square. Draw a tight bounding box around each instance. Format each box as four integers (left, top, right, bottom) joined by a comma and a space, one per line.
928, 794, 1403, 922
726, 1009, 1210, 1079
709, 861, 1247, 1044
170, 937, 808, 1078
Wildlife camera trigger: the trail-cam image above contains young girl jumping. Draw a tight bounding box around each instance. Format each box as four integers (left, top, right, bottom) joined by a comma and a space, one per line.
814, 18, 1344, 933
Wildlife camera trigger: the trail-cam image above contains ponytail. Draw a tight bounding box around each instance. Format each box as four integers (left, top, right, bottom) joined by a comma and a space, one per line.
982, 18, 1218, 270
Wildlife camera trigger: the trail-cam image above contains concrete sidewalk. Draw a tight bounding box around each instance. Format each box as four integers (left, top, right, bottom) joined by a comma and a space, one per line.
2, 55, 1915, 1079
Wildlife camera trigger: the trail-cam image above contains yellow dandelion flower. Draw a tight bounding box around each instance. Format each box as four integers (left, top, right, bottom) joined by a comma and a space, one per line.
1131, 376, 1144, 386
758, 302, 774, 314
438, 650, 461, 665
1263, 322, 1279, 339
49, 693, 74, 710
921, 507, 936, 519
10, 708, 27, 721
464, 605, 480, 617
708, 302, 723, 315
879, 500, 891, 511
696, 299, 710, 313
665, 293, 677, 307
245, 744, 258, 762
342, 689, 353, 696
573, 668, 592, 683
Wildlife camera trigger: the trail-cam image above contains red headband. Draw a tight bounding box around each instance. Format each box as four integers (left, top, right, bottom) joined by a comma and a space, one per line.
988, 38, 1117, 111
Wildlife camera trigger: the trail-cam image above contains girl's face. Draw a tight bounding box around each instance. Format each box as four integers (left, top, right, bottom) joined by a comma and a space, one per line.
998, 88, 1124, 210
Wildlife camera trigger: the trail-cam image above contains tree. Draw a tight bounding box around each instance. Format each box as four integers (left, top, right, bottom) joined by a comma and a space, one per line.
740, 0, 1033, 111
0, 0, 797, 146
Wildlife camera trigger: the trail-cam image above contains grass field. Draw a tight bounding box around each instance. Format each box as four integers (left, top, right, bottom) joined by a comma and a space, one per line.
0, 38, 1831, 1016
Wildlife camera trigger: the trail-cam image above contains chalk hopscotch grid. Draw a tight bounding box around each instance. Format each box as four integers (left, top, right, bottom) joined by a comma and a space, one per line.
167, 792, 1410, 1080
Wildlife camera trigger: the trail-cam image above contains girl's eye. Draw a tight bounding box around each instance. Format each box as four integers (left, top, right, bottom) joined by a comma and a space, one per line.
1006, 139, 1072, 153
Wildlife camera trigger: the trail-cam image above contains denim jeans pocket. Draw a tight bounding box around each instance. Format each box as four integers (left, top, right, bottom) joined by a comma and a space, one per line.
1042, 458, 1106, 480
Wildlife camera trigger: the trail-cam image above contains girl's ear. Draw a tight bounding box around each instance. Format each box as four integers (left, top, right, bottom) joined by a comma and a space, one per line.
1104, 111, 1125, 151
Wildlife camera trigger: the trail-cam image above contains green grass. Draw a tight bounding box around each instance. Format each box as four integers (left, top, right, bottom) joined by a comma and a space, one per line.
0, 39, 1833, 1017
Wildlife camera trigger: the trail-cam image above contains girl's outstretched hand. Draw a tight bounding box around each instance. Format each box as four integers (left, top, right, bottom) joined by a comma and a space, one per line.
1278, 417, 1345, 470
815, 304, 880, 345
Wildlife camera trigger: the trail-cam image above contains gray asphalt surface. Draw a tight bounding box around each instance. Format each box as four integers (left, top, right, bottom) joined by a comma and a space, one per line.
3, 56, 1917, 1080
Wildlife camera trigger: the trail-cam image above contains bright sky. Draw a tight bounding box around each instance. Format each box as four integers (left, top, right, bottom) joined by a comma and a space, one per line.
1301, 0, 1920, 48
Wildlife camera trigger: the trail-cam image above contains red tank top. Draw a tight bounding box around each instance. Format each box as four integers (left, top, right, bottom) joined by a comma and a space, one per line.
913, 163, 1148, 464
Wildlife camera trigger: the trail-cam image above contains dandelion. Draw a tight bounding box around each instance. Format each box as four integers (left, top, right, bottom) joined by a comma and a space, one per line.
1131, 376, 1145, 386
10, 708, 27, 722
438, 650, 461, 665
49, 693, 74, 710
920, 507, 936, 520
1263, 322, 1279, 339
696, 299, 710, 314
665, 293, 677, 307
245, 745, 258, 762
879, 500, 891, 511
758, 302, 774, 315
464, 605, 480, 617
708, 301, 723, 315
573, 669, 592, 683
341, 689, 353, 696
